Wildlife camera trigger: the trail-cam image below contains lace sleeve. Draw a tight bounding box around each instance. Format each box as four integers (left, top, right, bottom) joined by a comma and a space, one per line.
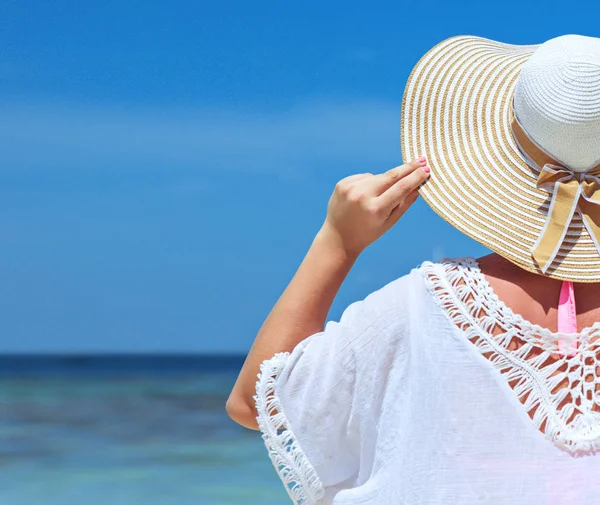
254, 270, 415, 504
255, 349, 326, 505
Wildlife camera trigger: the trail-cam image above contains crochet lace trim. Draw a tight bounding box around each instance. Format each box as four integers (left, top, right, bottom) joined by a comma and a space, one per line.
421, 256, 600, 454
254, 352, 325, 505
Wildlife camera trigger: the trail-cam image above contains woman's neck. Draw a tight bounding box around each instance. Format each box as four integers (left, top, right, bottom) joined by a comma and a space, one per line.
476, 252, 600, 332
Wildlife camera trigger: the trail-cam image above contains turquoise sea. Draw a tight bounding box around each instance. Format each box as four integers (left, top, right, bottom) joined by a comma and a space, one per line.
0, 355, 288, 505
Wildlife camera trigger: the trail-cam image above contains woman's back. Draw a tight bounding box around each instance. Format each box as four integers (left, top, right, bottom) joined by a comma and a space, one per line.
479, 253, 600, 335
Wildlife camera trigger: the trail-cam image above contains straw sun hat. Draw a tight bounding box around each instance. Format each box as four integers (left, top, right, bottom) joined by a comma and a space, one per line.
401, 34, 600, 282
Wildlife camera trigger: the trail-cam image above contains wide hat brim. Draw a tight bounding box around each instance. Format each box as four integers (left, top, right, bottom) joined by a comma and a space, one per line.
401, 35, 600, 283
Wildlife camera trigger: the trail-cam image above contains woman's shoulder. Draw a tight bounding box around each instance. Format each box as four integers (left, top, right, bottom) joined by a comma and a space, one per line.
347, 256, 474, 349
366, 255, 482, 333
363, 255, 475, 312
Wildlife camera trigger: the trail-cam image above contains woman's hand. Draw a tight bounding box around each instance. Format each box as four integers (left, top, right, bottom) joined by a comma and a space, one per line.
318, 157, 430, 257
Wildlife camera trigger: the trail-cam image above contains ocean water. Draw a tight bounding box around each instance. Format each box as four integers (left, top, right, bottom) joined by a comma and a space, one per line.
0, 355, 288, 505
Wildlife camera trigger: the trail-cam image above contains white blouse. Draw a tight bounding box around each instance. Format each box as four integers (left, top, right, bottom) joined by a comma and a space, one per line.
254, 256, 600, 504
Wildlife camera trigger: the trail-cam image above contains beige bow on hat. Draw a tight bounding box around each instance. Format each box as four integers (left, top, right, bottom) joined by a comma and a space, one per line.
511, 105, 600, 274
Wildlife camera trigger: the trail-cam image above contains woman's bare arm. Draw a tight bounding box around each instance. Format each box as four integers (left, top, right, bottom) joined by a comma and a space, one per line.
226, 158, 429, 429
225, 224, 357, 429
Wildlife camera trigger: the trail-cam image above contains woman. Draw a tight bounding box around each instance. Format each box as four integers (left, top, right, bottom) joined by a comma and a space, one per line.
227, 34, 600, 504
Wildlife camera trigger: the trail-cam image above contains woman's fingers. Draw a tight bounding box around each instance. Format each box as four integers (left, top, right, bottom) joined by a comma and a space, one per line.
340, 173, 373, 185
322, 161, 428, 256
386, 188, 419, 225
377, 161, 430, 210
333, 173, 373, 195
367, 158, 428, 195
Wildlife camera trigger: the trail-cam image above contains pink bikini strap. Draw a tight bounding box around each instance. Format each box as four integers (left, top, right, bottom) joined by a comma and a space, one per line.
558, 280, 578, 357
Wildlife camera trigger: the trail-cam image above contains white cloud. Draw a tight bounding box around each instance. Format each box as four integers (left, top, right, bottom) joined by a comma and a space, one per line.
0, 98, 402, 175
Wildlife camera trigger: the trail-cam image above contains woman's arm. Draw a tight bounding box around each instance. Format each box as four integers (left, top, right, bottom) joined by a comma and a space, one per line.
225, 224, 357, 430
226, 158, 430, 429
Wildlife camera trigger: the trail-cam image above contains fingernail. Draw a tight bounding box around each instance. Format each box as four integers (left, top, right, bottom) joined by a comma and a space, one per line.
422, 165, 430, 173
418, 156, 427, 164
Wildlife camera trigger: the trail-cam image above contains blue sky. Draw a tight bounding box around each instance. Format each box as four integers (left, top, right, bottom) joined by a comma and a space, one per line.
1, 1, 598, 353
